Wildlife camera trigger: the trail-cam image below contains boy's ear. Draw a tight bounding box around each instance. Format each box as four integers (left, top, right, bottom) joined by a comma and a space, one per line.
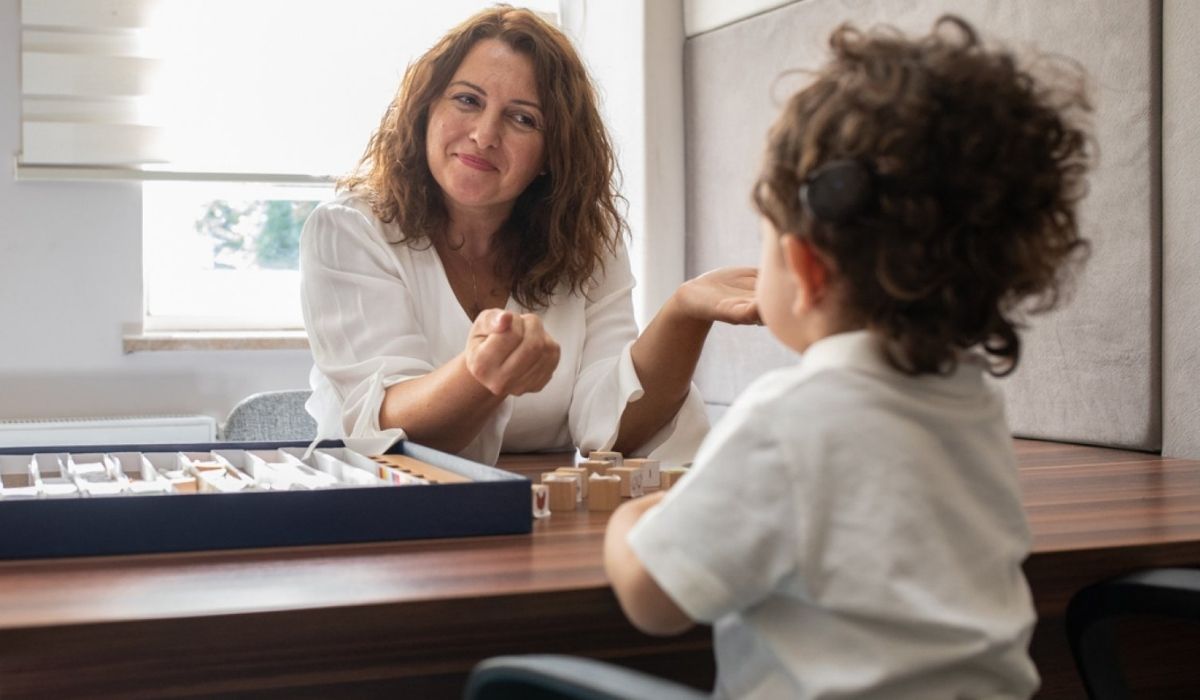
781, 235, 829, 314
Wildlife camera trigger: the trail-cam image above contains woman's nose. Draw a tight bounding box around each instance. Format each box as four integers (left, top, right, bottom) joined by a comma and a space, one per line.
470, 111, 502, 149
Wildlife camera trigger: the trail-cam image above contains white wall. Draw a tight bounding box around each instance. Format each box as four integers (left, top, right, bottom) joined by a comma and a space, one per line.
561, 0, 686, 326
0, 0, 312, 424
683, 0, 793, 37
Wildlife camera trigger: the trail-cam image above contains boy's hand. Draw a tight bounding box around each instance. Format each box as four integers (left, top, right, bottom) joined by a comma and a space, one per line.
465, 309, 561, 397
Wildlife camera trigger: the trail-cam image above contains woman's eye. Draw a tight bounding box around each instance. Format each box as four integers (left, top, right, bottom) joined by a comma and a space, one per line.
452, 93, 482, 108
510, 112, 539, 130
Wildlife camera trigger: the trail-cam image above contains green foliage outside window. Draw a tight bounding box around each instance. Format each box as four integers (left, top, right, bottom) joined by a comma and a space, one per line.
195, 199, 316, 270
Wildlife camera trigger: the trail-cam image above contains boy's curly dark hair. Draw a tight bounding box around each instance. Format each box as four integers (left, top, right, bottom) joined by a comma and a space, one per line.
753, 15, 1092, 376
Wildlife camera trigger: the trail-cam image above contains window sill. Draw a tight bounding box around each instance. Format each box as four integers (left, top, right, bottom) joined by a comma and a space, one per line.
123, 330, 310, 353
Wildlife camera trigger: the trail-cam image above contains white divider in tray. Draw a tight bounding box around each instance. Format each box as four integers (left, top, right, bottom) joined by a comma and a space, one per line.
65, 453, 128, 497
0, 453, 39, 500
214, 449, 339, 491
33, 453, 78, 498
136, 451, 200, 493
278, 447, 390, 487
105, 452, 175, 495
0, 446, 456, 500
179, 452, 255, 493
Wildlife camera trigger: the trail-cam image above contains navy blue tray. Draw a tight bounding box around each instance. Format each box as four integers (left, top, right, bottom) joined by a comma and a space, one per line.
0, 439, 531, 559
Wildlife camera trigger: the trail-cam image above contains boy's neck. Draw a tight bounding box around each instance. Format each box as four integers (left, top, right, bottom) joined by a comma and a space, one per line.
795, 313, 866, 354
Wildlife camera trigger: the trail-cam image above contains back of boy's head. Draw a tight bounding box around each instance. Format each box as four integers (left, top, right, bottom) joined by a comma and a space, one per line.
753, 15, 1092, 376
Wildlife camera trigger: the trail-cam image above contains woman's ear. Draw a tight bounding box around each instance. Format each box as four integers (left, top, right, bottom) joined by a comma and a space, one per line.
780, 235, 829, 316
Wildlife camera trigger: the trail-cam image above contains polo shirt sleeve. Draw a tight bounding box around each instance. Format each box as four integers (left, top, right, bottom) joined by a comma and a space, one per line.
300, 202, 436, 438
627, 399, 799, 623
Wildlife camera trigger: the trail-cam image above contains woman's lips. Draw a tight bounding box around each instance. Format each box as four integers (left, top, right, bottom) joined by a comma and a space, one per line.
456, 154, 497, 171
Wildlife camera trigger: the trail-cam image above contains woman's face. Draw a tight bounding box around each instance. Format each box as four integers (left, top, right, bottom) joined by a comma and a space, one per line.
426, 39, 547, 223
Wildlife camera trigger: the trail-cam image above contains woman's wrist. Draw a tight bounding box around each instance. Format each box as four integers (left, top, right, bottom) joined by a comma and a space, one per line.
664, 284, 717, 337
453, 352, 511, 402
380, 355, 503, 436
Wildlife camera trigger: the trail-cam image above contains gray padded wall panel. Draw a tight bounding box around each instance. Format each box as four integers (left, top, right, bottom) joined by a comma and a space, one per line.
686, 0, 1160, 450
1163, 0, 1200, 458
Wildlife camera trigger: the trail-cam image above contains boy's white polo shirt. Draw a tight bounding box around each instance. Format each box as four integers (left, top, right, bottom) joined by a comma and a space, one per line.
627, 330, 1039, 699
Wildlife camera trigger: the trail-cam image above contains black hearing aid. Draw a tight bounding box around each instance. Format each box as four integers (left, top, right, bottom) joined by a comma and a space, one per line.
799, 159, 874, 224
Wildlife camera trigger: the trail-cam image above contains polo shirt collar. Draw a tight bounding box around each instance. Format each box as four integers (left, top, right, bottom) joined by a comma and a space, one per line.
796, 329, 988, 394
796, 330, 888, 379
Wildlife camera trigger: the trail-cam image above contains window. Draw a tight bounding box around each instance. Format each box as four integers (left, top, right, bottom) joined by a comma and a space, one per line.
142, 182, 332, 330
19, 0, 559, 331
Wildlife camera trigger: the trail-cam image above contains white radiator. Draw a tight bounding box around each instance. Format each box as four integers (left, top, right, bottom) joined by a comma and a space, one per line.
0, 415, 217, 448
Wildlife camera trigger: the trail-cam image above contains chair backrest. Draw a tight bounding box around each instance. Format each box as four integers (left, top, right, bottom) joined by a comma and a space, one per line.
465, 654, 707, 700
221, 390, 317, 442
1066, 568, 1200, 699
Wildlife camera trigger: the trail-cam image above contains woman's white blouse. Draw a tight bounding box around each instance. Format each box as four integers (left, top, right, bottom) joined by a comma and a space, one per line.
300, 193, 708, 466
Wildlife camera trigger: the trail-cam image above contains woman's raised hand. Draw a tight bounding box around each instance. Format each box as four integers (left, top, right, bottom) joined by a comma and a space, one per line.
675, 266, 761, 326
465, 309, 561, 396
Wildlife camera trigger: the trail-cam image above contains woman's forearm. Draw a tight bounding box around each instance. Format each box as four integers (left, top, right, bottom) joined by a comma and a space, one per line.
378, 354, 507, 455
614, 294, 712, 454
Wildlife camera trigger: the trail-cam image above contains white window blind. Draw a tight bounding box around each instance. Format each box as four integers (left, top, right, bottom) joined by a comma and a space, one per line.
18, 0, 560, 183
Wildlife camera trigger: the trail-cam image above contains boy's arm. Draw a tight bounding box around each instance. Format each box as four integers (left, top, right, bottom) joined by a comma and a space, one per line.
603, 491, 695, 636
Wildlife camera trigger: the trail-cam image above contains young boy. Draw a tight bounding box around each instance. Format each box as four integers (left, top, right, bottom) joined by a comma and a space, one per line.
605, 15, 1091, 699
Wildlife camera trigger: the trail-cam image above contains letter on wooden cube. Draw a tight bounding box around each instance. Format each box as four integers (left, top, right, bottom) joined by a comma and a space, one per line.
605, 466, 644, 498
556, 466, 589, 498
531, 483, 551, 519
623, 458, 660, 488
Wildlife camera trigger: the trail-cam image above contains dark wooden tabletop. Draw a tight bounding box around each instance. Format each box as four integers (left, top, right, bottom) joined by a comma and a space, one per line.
0, 440, 1197, 698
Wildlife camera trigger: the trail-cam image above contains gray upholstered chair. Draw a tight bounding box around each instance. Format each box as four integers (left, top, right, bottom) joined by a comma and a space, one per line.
464, 655, 707, 700
221, 390, 317, 442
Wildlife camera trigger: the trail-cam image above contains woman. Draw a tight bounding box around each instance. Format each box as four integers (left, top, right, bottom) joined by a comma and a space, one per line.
301, 6, 757, 465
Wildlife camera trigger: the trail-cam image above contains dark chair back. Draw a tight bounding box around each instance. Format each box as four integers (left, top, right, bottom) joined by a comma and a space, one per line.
464, 654, 708, 700
1066, 568, 1200, 699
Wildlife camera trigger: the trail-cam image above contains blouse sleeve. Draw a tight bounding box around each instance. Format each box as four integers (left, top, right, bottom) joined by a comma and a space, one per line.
300, 201, 435, 438
567, 243, 710, 465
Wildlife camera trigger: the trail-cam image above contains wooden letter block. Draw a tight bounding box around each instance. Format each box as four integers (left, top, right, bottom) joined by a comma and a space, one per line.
660, 467, 689, 490
605, 466, 643, 498
555, 466, 589, 498
587, 451, 623, 467
587, 474, 621, 511
579, 460, 612, 475
531, 483, 551, 519
543, 475, 577, 512
543, 471, 581, 502
623, 458, 660, 488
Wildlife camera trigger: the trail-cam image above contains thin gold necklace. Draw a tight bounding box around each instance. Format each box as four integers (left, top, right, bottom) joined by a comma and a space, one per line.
446, 235, 488, 318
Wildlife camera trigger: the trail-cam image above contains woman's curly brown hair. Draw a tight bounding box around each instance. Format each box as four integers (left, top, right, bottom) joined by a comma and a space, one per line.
339, 6, 625, 309
753, 15, 1093, 376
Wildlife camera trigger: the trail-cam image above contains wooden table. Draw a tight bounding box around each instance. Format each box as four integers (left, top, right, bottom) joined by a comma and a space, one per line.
0, 440, 1197, 698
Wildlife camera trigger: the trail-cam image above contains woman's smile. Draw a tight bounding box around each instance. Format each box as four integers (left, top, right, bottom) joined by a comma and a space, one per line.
456, 153, 498, 172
